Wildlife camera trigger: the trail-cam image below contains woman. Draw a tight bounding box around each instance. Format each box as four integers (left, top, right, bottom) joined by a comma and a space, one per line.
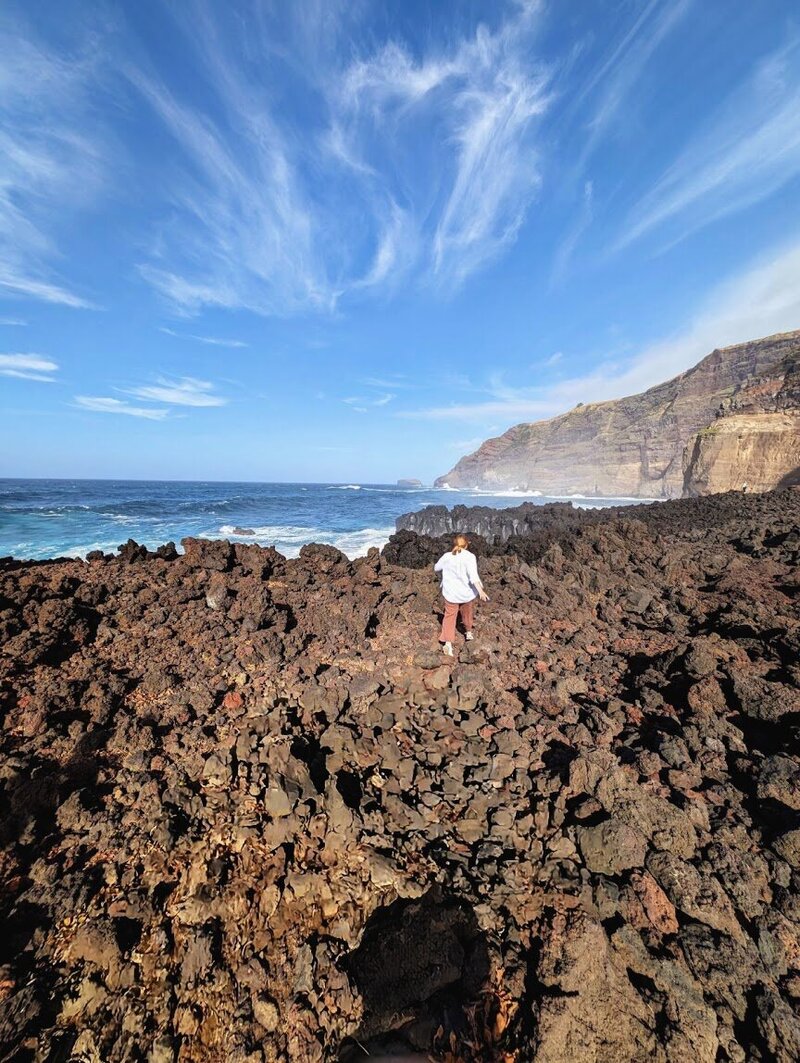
434, 534, 489, 656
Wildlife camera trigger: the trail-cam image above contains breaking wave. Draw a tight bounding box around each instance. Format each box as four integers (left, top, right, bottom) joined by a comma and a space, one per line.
215, 523, 393, 558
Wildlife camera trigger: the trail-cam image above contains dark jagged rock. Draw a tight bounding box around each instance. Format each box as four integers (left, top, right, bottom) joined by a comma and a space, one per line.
0, 487, 799, 1062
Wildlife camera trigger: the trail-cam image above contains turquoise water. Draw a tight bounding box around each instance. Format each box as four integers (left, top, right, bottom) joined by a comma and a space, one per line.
0, 479, 638, 561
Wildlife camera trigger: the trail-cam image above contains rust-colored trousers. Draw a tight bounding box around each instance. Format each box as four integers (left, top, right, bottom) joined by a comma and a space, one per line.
440, 598, 474, 643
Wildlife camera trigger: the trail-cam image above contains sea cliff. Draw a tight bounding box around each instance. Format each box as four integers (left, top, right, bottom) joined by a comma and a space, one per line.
1, 488, 799, 1060
436, 330, 800, 498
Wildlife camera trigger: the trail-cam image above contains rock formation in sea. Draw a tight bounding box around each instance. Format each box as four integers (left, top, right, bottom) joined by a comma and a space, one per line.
1, 488, 799, 1061
436, 329, 800, 498
393, 492, 772, 549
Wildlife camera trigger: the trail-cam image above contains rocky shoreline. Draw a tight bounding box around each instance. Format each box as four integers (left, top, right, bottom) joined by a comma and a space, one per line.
1, 489, 799, 1061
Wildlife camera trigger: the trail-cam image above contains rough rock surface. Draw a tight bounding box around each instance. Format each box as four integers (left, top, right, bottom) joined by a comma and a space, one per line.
683, 413, 799, 495
1, 488, 799, 1061
436, 329, 800, 498
395, 489, 794, 555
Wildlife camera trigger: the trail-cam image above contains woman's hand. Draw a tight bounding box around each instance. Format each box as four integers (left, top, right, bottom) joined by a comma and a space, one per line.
478, 589, 489, 601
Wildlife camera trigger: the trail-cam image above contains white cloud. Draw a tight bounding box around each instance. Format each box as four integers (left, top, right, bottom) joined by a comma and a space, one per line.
576, 0, 691, 160
562, 236, 800, 402
343, 391, 395, 411
75, 396, 170, 419
351, 199, 418, 292
0, 273, 94, 310
360, 374, 418, 390
0, 27, 103, 308
0, 352, 58, 381
159, 327, 248, 348
126, 2, 550, 314
125, 376, 227, 407
0, 317, 27, 326
402, 235, 800, 423
127, 58, 333, 317
616, 38, 800, 250
401, 397, 553, 422
339, 5, 550, 288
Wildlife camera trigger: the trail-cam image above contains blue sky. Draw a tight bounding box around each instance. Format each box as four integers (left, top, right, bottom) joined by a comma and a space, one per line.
2, 0, 800, 483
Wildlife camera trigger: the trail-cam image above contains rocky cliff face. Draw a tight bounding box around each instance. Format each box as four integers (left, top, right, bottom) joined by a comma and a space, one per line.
683, 346, 800, 494
2, 490, 800, 1061
683, 413, 800, 495
437, 330, 800, 498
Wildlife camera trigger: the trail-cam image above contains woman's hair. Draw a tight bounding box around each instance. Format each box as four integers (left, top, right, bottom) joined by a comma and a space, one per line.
452, 534, 469, 554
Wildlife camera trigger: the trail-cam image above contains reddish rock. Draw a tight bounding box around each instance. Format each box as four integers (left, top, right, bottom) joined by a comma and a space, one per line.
0, 487, 798, 1061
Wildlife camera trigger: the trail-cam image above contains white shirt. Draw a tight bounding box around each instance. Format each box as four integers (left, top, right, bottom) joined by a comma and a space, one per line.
434, 548, 481, 604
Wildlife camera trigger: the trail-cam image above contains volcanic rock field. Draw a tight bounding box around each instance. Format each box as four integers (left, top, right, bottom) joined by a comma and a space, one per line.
1, 489, 799, 1062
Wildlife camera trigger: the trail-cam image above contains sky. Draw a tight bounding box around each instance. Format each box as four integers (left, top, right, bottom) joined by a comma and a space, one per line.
2, 0, 800, 484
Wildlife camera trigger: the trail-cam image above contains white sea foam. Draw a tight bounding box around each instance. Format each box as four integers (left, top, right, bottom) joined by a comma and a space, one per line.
463, 488, 660, 504
214, 523, 393, 558
217, 523, 310, 540
321, 526, 394, 557
109, 514, 160, 524
565, 495, 660, 503
328, 484, 362, 490
468, 487, 547, 498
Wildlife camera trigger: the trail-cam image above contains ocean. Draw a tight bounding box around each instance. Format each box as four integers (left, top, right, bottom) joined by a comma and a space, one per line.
0, 479, 645, 561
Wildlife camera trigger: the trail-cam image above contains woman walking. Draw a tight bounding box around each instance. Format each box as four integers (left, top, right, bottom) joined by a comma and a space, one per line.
434, 534, 488, 656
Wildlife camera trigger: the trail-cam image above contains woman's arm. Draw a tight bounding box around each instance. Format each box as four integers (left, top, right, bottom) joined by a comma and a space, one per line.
468, 554, 489, 600
434, 553, 446, 573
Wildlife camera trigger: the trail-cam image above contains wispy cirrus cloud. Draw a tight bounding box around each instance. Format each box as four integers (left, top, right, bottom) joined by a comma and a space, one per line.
125, 1, 550, 315
575, 0, 691, 161
402, 235, 800, 425
0, 24, 103, 308
360, 375, 418, 390
616, 38, 800, 251
124, 376, 227, 407
0, 317, 27, 326
0, 352, 58, 381
400, 395, 553, 422
343, 391, 395, 413
75, 374, 226, 419
129, 55, 332, 317
74, 396, 171, 420
399, 369, 553, 421
338, 3, 550, 288
159, 326, 248, 349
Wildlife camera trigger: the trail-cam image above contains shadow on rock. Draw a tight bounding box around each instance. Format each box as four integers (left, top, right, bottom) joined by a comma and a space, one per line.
339, 888, 491, 1060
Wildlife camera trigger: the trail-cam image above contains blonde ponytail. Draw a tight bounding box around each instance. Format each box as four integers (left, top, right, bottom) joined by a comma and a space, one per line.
452, 534, 469, 555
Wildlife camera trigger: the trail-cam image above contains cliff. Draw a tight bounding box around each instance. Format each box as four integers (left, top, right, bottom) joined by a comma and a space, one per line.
2, 489, 800, 1060
436, 329, 800, 498
683, 413, 800, 495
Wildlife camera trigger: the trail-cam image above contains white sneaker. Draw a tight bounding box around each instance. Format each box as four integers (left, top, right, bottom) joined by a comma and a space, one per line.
465, 631, 474, 641
442, 642, 454, 657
